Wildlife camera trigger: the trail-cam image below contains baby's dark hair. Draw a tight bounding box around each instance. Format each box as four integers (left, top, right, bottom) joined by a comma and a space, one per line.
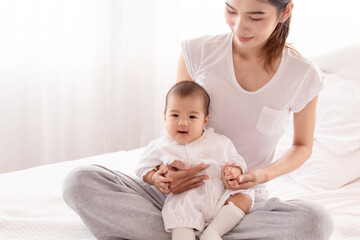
165, 81, 210, 116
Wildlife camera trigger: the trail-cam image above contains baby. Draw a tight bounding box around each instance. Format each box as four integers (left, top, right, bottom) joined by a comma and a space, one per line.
135, 81, 254, 240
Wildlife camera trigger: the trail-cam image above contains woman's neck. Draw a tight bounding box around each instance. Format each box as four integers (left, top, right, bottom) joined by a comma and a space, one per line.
232, 38, 265, 62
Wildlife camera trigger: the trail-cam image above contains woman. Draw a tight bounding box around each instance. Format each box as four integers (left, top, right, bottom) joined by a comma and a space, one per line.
62, 0, 334, 239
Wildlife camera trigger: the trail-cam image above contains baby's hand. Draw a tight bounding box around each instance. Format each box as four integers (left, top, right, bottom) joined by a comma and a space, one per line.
222, 162, 243, 189
149, 169, 173, 194
224, 165, 242, 180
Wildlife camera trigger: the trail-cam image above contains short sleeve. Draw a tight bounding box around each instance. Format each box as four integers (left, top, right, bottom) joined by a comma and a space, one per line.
291, 63, 326, 113
181, 36, 205, 80
223, 136, 247, 173
135, 139, 163, 180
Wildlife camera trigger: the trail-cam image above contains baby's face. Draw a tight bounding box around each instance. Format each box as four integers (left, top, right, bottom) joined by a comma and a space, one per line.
164, 94, 209, 144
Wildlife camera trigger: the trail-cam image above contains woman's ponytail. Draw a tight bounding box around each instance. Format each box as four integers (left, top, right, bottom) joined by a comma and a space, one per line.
263, 1, 292, 72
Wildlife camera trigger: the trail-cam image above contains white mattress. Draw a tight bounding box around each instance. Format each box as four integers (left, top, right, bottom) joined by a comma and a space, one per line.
0, 148, 359, 240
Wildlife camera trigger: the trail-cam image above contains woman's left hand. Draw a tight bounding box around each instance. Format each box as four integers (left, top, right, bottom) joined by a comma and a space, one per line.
235, 168, 267, 190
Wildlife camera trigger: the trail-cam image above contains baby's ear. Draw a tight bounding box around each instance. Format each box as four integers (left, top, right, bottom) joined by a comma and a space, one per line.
163, 112, 167, 122
204, 114, 210, 125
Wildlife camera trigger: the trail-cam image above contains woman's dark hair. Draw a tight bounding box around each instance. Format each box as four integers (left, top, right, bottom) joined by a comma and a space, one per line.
263, 0, 293, 72
165, 81, 210, 116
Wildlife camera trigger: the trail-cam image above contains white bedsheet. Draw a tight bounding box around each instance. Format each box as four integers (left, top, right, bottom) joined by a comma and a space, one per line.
0, 150, 140, 240
267, 175, 360, 240
0, 148, 359, 240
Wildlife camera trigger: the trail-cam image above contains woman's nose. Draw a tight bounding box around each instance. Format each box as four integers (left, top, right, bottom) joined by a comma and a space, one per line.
235, 16, 248, 34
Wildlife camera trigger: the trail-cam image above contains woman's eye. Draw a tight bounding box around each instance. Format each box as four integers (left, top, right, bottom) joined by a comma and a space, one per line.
249, 17, 262, 21
227, 9, 237, 15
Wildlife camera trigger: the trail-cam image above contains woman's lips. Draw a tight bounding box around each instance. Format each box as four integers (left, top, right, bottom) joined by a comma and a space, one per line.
237, 35, 253, 43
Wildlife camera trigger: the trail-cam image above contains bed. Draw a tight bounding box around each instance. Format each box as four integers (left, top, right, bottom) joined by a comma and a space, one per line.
1, 44, 360, 239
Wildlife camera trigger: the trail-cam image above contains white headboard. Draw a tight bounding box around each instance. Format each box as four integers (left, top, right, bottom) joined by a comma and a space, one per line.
311, 42, 360, 81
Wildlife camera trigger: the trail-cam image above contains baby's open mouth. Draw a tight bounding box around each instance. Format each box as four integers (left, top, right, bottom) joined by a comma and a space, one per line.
178, 131, 188, 134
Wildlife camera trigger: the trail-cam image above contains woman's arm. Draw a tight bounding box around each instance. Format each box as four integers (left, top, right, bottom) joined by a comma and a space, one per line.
177, 53, 192, 82
264, 96, 318, 180
237, 96, 319, 189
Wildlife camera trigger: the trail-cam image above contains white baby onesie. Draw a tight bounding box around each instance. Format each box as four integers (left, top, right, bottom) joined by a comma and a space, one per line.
136, 127, 254, 233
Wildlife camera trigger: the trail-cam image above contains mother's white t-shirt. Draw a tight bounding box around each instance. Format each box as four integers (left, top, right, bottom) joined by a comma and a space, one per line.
181, 32, 325, 170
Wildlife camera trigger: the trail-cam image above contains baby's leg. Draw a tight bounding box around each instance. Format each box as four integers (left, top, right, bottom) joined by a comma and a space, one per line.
172, 227, 196, 240
225, 192, 252, 213
200, 193, 252, 240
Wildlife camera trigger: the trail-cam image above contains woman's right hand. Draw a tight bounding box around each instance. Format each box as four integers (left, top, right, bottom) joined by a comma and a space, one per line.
160, 160, 209, 194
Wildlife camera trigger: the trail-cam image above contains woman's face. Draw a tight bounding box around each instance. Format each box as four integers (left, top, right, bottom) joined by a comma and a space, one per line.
224, 0, 282, 51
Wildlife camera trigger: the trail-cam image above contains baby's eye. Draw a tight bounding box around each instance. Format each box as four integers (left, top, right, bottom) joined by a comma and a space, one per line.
189, 115, 197, 119
171, 114, 179, 117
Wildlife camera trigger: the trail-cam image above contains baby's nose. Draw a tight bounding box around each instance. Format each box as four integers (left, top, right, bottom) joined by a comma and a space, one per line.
178, 119, 188, 126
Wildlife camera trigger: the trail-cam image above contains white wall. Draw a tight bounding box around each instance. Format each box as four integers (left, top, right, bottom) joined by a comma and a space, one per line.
0, 0, 359, 173
289, 0, 360, 57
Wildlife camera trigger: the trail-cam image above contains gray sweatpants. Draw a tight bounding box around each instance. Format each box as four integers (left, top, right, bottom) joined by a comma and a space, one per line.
62, 165, 334, 240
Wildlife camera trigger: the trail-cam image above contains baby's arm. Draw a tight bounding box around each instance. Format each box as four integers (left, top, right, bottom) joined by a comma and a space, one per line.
143, 169, 173, 194
135, 138, 173, 194
221, 136, 248, 189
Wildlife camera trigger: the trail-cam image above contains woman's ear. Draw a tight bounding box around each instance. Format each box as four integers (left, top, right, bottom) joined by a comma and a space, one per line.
279, 2, 294, 23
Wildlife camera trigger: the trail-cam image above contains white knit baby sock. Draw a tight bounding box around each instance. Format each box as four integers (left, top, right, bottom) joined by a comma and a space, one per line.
172, 227, 196, 240
200, 201, 245, 240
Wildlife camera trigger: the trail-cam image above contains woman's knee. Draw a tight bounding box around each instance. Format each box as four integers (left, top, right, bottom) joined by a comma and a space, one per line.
62, 165, 101, 207
292, 200, 334, 240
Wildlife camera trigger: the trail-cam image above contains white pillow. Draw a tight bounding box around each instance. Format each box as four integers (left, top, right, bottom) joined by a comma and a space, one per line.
314, 73, 360, 154
274, 73, 360, 191
275, 132, 360, 191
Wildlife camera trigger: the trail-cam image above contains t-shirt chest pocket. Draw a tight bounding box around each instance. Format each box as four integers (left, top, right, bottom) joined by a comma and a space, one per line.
256, 106, 290, 137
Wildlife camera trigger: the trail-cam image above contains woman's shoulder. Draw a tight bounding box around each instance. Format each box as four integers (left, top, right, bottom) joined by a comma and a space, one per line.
284, 46, 318, 70
282, 46, 323, 79
181, 32, 232, 67
182, 32, 232, 49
